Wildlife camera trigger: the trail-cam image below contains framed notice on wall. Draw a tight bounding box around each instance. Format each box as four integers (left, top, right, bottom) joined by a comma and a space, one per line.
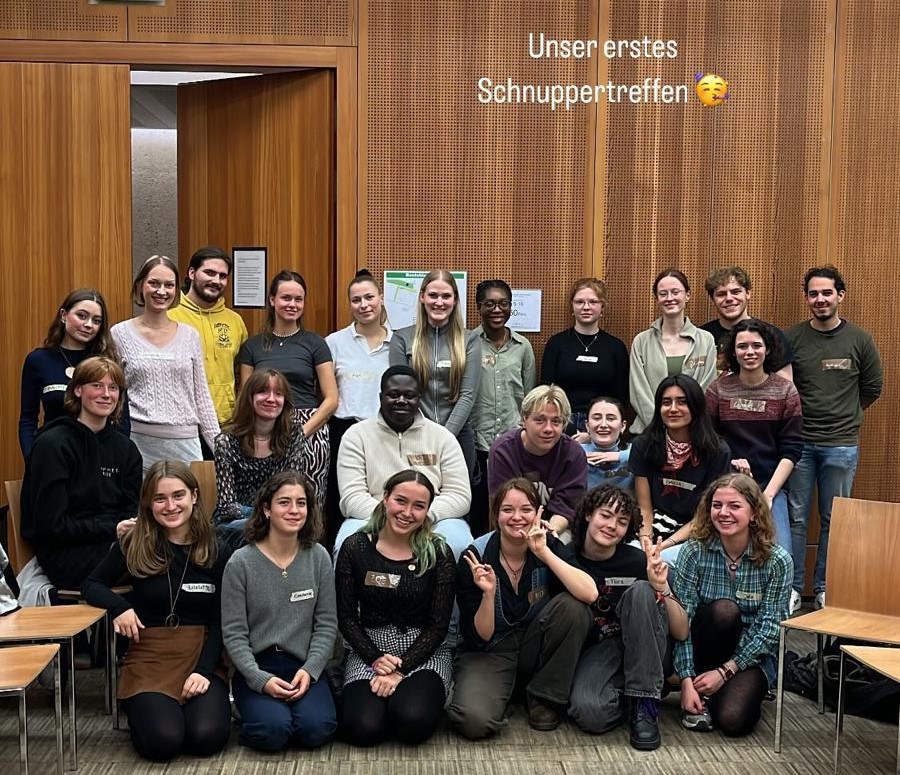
232, 247, 267, 308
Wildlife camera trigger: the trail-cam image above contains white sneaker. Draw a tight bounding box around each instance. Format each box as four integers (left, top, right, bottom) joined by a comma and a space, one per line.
814, 591, 825, 610
789, 589, 802, 615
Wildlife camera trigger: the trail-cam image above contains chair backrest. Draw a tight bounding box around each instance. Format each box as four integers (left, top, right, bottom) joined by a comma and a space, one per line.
189, 460, 218, 518
4, 480, 33, 575
826, 497, 900, 617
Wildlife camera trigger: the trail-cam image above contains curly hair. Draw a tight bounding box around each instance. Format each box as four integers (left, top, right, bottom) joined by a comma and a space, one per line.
803, 264, 846, 294
722, 319, 784, 375
704, 266, 752, 297
690, 473, 775, 566
571, 484, 643, 554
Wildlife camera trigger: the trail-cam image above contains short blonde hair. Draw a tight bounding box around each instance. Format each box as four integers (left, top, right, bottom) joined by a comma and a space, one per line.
520, 384, 572, 428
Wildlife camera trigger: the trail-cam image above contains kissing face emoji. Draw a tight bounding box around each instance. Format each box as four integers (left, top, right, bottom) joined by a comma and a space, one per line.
695, 73, 729, 107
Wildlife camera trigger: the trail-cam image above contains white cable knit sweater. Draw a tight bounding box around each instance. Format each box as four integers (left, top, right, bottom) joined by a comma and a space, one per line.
111, 319, 220, 447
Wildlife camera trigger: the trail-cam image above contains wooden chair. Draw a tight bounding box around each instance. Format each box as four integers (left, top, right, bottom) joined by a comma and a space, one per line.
4, 480, 33, 575
0, 644, 63, 775
190, 460, 218, 516
833, 645, 900, 774
774, 497, 900, 752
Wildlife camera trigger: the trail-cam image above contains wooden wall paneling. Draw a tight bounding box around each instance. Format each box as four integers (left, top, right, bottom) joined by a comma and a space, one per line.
601, 1, 717, 347
127, 0, 356, 47
706, 1, 829, 332
0, 0, 126, 42
335, 46, 359, 328
177, 70, 337, 338
828, 0, 900, 503
0, 63, 131, 490
363, 1, 596, 365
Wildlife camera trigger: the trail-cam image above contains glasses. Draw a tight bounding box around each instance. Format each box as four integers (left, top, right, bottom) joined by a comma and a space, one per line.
573, 299, 601, 307
480, 299, 511, 310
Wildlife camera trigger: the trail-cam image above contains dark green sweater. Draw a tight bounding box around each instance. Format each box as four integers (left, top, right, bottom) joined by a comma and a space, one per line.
786, 320, 882, 445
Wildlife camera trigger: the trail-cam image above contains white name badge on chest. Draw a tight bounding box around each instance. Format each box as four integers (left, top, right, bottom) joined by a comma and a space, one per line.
604, 577, 637, 587
435, 359, 452, 369
576, 355, 599, 363
181, 583, 215, 593
290, 589, 315, 603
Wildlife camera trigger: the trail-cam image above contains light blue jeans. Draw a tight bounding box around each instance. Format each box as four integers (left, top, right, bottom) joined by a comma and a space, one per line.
770, 489, 791, 556
787, 443, 859, 594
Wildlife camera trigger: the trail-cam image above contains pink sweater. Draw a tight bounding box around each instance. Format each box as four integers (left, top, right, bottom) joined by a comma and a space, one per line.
111, 319, 220, 447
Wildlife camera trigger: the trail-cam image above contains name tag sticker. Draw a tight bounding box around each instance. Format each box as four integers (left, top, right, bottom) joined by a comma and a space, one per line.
685, 355, 707, 369
42, 384, 67, 395
290, 589, 315, 602
736, 590, 762, 602
528, 585, 548, 605
181, 583, 215, 593
730, 398, 766, 413
364, 571, 400, 589
407, 453, 437, 466
604, 577, 637, 587
576, 355, 599, 363
348, 370, 375, 382
435, 359, 452, 369
821, 358, 851, 370
661, 477, 696, 491
143, 351, 176, 361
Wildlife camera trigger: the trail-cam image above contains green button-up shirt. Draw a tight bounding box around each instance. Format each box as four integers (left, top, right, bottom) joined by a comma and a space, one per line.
471, 325, 536, 452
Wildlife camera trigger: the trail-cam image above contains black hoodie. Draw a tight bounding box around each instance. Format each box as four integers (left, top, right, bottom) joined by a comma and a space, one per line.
21, 416, 142, 589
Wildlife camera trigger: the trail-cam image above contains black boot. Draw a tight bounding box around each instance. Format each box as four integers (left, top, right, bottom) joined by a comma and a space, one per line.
629, 697, 661, 750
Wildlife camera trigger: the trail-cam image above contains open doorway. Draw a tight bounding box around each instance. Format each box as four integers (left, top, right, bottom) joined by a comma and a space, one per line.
129, 67, 337, 334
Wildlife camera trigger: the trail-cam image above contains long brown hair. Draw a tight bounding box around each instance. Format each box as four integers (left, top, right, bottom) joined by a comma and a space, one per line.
123, 460, 216, 577
411, 270, 467, 401
489, 478, 541, 531
348, 269, 388, 326
691, 473, 775, 566
244, 471, 322, 548
262, 270, 306, 350
132, 255, 181, 309
43, 288, 119, 360
63, 356, 127, 425
225, 369, 295, 457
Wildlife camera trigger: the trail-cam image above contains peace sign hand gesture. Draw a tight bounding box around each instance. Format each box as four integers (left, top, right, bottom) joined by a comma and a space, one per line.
464, 550, 497, 596
646, 537, 669, 593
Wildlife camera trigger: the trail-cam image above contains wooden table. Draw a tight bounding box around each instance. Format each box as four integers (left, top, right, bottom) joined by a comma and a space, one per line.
0, 605, 106, 771
0, 644, 64, 775
834, 645, 900, 774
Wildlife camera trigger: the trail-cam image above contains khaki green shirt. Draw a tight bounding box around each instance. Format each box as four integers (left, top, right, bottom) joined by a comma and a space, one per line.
471, 325, 536, 452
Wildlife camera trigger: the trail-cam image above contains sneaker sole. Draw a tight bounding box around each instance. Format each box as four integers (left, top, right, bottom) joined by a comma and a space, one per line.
682, 720, 714, 732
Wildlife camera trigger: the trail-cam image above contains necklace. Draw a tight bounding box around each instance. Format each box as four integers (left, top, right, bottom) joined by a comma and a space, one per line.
59, 348, 77, 379
272, 328, 301, 348
572, 330, 600, 352
499, 547, 526, 580
165, 547, 192, 629
723, 548, 743, 573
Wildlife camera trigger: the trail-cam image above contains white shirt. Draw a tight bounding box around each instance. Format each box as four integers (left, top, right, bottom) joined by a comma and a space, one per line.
325, 323, 393, 420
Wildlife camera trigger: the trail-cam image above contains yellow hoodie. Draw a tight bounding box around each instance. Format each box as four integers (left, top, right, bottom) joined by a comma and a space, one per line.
169, 295, 249, 424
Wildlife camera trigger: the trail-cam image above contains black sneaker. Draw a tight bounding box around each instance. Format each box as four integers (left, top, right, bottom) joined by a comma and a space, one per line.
526, 695, 560, 731
629, 697, 661, 750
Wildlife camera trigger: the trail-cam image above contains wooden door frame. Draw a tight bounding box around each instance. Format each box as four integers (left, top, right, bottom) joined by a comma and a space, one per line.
0, 41, 358, 326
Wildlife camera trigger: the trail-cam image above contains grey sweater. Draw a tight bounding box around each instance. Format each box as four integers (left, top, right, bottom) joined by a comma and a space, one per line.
221, 543, 337, 693
389, 324, 481, 435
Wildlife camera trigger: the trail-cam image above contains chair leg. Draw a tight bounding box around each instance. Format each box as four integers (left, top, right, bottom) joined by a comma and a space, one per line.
103, 613, 111, 715
817, 633, 825, 714
107, 611, 119, 730
833, 650, 847, 774
896, 702, 899, 775
18, 690, 28, 775
67, 636, 77, 771
54, 651, 63, 775
775, 625, 786, 753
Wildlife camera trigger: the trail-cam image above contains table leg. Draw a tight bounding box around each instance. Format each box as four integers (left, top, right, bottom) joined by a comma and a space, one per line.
817, 633, 825, 714
54, 650, 64, 775
774, 626, 786, 753
833, 650, 847, 774
67, 636, 77, 771
18, 690, 28, 775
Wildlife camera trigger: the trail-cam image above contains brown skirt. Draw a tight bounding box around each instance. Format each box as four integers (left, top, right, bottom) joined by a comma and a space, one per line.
118, 625, 223, 703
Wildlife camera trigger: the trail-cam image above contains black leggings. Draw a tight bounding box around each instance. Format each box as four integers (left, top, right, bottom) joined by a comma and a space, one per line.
122, 676, 231, 761
690, 599, 769, 737
341, 671, 446, 747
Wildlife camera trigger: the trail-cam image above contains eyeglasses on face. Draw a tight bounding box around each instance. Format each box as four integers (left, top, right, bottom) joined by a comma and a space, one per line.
480, 299, 511, 310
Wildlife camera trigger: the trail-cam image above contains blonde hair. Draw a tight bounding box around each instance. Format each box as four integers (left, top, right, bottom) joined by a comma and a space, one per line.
123, 461, 216, 577
411, 270, 467, 402
520, 384, 572, 428
691, 474, 776, 566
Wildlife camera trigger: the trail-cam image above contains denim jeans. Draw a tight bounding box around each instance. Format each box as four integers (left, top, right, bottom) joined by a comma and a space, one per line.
787, 443, 859, 593
770, 489, 791, 555
568, 581, 671, 734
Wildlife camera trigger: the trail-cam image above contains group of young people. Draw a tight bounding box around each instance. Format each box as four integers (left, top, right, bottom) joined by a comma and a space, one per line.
14, 251, 882, 760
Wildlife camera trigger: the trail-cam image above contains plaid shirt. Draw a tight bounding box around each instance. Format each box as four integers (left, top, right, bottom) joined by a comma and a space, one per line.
672, 537, 792, 678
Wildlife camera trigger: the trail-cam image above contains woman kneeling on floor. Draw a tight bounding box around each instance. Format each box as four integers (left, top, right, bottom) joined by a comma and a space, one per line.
82, 461, 231, 761
568, 484, 688, 750
335, 469, 456, 746
222, 471, 338, 751
673, 473, 792, 736
448, 478, 598, 739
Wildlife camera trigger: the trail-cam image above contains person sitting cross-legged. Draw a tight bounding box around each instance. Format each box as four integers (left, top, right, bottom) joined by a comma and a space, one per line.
568, 485, 687, 750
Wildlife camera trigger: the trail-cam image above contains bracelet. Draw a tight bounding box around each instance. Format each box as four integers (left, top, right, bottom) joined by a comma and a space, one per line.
720, 664, 737, 681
